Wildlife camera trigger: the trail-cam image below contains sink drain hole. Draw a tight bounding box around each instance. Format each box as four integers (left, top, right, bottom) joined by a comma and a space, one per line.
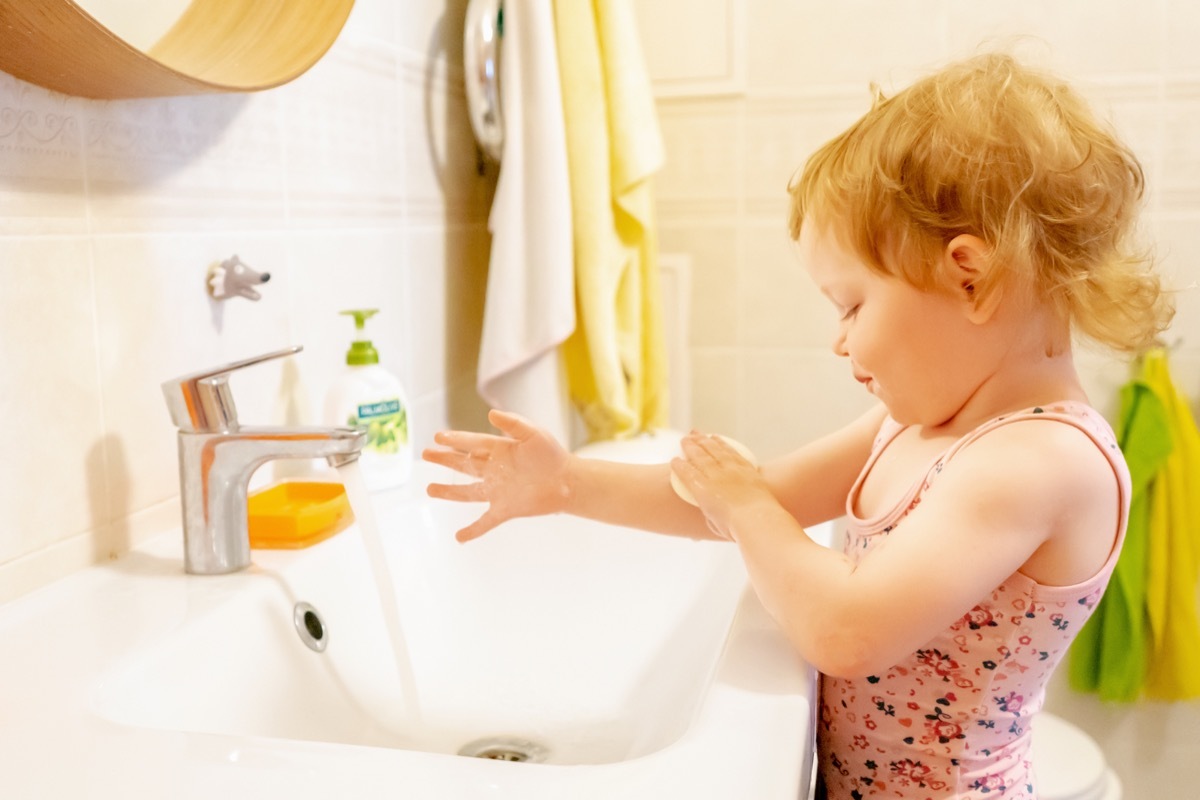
293, 602, 327, 652
458, 736, 549, 763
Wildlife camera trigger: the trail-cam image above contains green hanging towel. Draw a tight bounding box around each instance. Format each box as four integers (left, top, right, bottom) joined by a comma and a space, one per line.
1069, 377, 1171, 701
1140, 350, 1200, 700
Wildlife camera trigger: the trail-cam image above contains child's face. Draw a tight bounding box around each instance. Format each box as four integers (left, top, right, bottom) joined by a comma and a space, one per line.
797, 223, 989, 427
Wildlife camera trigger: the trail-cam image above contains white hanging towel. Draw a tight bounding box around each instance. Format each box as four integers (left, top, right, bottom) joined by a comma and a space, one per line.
476, 0, 575, 444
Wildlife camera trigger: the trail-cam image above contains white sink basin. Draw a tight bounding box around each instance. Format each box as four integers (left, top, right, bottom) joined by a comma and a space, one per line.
93, 500, 752, 764
4, 456, 819, 799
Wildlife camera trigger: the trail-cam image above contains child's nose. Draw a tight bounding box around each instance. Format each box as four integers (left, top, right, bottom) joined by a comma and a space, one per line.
831, 326, 849, 357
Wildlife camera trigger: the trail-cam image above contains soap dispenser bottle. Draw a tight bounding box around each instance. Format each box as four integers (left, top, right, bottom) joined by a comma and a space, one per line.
324, 309, 411, 491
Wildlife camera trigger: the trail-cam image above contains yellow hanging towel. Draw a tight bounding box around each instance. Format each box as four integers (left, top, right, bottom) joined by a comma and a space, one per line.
552, 0, 669, 441
1140, 349, 1200, 699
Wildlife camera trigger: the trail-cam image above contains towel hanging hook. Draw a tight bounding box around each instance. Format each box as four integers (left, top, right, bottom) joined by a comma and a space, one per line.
465, 0, 504, 162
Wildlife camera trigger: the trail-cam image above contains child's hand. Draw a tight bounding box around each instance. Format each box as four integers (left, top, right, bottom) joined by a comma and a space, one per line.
423, 409, 573, 542
671, 432, 774, 540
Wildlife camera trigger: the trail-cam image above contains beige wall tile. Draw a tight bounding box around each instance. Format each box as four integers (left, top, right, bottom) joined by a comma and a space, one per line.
340, 0, 399, 47
1162, 82, 1200, 209
689, 348, 739, 438
658, 223, 739, 348
747, 0, 944, 92
656, 98, 742, 216
634, 0, 743, 92
1074, 348, 1136, 421
407, 223, 490, 403
398, 0, 467, 65
1151, 214, 1200, 349
1166, 0, 1200, 73
943, 0, 1165, 78
0, 239, 104, 563
284, 229, 409, 428
739, 221, 834, 350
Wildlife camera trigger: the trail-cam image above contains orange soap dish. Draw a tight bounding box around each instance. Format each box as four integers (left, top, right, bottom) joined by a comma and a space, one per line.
247, 481, 354, 549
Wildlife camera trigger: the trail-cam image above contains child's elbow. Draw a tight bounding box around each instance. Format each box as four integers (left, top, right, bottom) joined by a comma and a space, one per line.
807, 640, 880, 681
798, 614, 899, 680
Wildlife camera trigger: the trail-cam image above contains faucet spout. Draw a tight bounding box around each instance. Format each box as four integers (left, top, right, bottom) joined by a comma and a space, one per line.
176, 425, 367, 574
326, 450, 361, 469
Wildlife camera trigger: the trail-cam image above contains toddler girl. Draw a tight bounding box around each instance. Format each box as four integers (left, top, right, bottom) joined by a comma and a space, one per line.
424, 53, 1173, 798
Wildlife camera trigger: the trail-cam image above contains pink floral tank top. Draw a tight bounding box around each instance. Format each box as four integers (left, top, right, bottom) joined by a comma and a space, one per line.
818, 402, 1130, 799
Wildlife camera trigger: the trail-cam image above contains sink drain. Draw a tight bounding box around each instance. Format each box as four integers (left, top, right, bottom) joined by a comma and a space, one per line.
293, 602, 327, 653
458, 736, 549, 763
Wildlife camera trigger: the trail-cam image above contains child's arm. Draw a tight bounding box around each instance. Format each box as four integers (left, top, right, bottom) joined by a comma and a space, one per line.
674, 419, 1120, 679
423, 406, 884, 542
424, 409, 713, 541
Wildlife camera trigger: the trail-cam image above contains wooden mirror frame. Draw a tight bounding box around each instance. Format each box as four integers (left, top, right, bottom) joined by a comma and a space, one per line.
0, 0, 356, 99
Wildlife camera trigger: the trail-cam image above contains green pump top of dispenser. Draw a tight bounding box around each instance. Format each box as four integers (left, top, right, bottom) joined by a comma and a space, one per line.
341, 309, 380, 365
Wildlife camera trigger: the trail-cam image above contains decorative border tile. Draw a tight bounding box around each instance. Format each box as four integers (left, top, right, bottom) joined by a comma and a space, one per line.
84, 90, 289, 233
0, 73, 87, 234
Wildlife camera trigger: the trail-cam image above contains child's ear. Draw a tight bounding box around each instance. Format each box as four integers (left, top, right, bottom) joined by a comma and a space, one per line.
943, 234, 1002, 323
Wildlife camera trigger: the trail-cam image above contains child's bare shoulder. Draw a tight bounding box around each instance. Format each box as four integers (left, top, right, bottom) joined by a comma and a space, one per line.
937, 413, 1120, 538
961, 413, 1114, 489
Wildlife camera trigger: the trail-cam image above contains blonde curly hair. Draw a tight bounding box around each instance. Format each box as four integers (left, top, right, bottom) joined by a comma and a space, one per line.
788, 53, 1173, 352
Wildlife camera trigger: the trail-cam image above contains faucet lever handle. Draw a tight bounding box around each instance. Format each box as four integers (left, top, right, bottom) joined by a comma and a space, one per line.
162, 345, 302, 433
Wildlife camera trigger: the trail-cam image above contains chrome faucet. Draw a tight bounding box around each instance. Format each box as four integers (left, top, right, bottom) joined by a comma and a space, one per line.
162, 346, 366, 575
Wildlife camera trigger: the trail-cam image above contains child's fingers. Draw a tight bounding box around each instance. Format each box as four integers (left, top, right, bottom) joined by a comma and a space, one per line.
434, 422, 521, 451
682, 432, 757, 467
422, 446, 470, 472
424, 447, 495, 480
426, 480, 488, 503
679, 431, 721, 466
456, 509, 504, 543
487, 408, 537, 440
432, 431, 487, 455
671, 454, 701, 481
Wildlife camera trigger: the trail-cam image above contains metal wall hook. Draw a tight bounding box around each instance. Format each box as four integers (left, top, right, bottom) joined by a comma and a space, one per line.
464, 0, 504, 162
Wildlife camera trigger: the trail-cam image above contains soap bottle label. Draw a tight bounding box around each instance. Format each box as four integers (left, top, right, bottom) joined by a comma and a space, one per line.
347, 398, 408, 454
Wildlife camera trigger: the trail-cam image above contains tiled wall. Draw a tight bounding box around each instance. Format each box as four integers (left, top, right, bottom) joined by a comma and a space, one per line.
636, 0, 1200, 795
0, 0, 492, 603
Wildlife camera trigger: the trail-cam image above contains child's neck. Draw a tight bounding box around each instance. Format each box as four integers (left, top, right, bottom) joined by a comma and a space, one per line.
933, 312, 1085, 436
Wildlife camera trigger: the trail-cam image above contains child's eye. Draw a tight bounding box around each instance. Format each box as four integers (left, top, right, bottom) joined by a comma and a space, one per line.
840, 305, 860, 321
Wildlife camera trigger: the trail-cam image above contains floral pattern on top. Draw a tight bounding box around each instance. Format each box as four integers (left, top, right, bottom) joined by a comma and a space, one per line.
818, 403, 1129, 799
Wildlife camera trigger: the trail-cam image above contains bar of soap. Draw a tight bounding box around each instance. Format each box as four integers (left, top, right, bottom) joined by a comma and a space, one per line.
670, 435, 757, 506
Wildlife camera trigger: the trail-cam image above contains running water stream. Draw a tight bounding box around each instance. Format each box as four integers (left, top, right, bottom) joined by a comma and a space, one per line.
337, 460, 422, 722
